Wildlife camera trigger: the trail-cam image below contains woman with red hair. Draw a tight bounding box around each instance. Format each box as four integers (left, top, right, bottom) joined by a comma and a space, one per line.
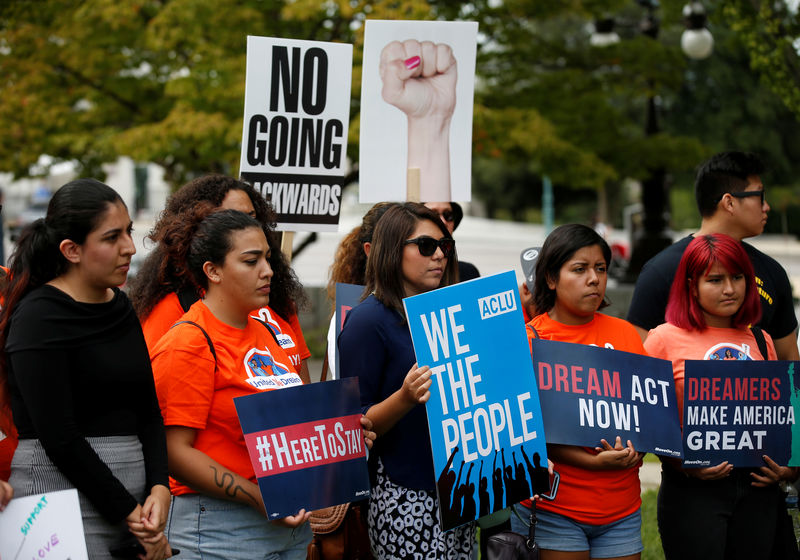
644, 233, 797, 559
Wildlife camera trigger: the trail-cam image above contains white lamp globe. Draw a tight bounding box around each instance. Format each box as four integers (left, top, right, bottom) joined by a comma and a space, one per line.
681, 28, 714, 59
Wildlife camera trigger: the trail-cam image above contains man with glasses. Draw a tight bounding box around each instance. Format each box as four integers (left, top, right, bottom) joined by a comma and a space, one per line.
425, 201, 480, 282
627, 151, 799, 360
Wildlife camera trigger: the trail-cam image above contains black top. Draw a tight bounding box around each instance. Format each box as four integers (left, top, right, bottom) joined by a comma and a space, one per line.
459, 261, 480, 283
627, 235, 798, 339
7, 285, 168, 522
338, 294, 436, 491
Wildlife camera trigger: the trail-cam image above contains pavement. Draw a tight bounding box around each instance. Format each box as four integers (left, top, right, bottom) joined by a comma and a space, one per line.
640, 461, 661, 493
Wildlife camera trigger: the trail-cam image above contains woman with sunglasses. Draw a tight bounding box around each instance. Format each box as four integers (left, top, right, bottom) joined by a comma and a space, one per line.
339, 203, 475, 559
512, 224, 647, 560
643, 234, 796, 560
128, 175, 310, 383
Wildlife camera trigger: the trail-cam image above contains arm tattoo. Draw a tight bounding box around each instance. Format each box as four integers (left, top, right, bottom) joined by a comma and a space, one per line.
210, 465, 259, 507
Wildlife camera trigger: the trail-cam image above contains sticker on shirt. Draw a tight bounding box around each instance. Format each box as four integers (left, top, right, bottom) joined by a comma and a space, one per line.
704, 343, 753, 361
244, 347, 302, 390
251, 307, 297, 350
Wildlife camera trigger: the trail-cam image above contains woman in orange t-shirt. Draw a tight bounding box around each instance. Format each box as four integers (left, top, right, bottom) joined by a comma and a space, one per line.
128, 175, 311, 381
150, 206, 313, 559
512, 224, 645, 560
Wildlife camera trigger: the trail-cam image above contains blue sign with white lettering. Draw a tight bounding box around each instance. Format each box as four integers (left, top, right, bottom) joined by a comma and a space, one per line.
403, 271, 549, 531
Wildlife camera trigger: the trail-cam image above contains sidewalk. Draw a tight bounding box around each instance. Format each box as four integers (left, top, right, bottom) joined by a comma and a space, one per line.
640, 461, 661, 493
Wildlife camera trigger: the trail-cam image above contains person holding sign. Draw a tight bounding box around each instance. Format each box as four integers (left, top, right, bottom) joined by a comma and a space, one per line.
643, 234, 797, 560
0, 179, 172, 559
515, 224, 647, 560
339, 203, 476, 558
149, 207, 314, 559
129, 175, 311, 383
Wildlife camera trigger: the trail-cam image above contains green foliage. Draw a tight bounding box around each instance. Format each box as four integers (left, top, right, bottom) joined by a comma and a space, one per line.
642, 489, 666, 560
722, 1, 800, 119
1, 0, 799, 232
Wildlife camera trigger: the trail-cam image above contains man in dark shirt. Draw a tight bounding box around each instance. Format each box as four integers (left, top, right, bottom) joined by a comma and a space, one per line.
627, 151, 799, 360
424, 201, 480, 282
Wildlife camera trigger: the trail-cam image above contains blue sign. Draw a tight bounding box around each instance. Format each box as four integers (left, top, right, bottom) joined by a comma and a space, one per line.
683, 360, 800, 467
234, 378, 371, 519
334, 283, 365, 379
531, 339, 683, 458
404, 271, 549, 531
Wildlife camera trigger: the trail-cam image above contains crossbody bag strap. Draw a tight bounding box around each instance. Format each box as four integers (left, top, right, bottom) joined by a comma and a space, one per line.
171, 320, 217, 368
750, 326, 769, 360
253, 317, 282, 347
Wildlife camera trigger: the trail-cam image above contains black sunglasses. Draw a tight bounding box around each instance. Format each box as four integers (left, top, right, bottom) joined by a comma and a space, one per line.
438, 210, 455, 222
404, 236, 455, 258
725, 190, 766, 205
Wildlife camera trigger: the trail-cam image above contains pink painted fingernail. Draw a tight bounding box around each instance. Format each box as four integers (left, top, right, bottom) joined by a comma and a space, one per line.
404, 56, 421, 70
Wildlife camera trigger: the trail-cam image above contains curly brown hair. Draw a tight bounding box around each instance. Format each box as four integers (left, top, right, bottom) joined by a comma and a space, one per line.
128, 175, 306, 320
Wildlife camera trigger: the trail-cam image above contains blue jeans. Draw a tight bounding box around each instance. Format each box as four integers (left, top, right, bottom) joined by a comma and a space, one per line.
167, 494, 311, 560
510, 504, 642, 558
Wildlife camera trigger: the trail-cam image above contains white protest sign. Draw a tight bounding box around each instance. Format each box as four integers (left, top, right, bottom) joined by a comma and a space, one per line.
0, 489, 88, 560
359, 20, 478, 203
240, 36, 353, 232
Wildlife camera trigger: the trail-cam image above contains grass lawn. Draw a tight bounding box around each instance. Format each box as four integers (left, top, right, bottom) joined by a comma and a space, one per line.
642, 489, 665, 560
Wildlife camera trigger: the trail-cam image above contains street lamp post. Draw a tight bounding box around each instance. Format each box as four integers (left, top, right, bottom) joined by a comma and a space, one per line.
591, 1, 713, 279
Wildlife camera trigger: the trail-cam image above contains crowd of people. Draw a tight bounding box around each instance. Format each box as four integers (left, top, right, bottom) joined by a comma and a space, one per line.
0, 149, 798, 560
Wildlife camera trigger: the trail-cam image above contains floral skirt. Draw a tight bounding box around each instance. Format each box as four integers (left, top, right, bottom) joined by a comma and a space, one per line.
368, 459, 475, 559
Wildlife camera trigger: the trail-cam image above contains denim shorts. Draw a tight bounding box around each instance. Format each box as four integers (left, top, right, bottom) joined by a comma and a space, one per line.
510, 504, 643, 558
167, 493, 312, 560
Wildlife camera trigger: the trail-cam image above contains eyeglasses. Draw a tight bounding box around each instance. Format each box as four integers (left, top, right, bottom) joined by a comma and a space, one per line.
404, 236, 455, 258
726, 190, 766, 205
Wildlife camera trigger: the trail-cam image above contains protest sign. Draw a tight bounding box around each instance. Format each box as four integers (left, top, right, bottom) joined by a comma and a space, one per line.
404, 271, 549, 531
234, 378, 370, 519
531, 339, 683, 458
682, 360, 800, 467
334, 283, 365, 379
0, 489, 88, 560
359, 20, 478, 202
240, 36, 352, 232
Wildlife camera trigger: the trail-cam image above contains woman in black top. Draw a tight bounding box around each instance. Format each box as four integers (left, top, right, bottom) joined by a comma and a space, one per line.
0, 179, 171, 559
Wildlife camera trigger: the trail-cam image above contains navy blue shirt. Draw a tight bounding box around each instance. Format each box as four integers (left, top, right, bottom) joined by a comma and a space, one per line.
338, 294, 436, 491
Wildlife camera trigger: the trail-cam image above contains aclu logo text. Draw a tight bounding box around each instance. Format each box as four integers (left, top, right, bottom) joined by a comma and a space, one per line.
478, 290, 517, 320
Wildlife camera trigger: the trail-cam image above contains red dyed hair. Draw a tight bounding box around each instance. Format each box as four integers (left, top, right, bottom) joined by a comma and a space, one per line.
666, 234, 761, 331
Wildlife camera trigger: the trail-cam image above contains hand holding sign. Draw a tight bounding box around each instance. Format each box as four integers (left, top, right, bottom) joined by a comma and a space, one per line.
594, 437, 643, 470
402, 363, 433, 405
0, 479, 12, 511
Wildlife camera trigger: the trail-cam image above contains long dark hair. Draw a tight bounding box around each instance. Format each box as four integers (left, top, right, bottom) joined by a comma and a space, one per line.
0, 179, 124, 426
128, 174, 305, 319
365, 202, 457, 315
532, 224, 612, 316
156, 205, 265, 292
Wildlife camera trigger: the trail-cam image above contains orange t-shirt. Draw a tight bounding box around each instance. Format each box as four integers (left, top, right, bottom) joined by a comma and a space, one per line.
150, 301, 303, 496
141, 293, 310, 371
643, 322, 776, 427
525, 312, 646, 525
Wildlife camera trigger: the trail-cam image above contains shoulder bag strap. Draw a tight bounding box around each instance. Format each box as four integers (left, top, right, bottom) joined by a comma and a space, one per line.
750, 326, 769, 360
171, 320, 217, 368
253, 317, 282, 347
